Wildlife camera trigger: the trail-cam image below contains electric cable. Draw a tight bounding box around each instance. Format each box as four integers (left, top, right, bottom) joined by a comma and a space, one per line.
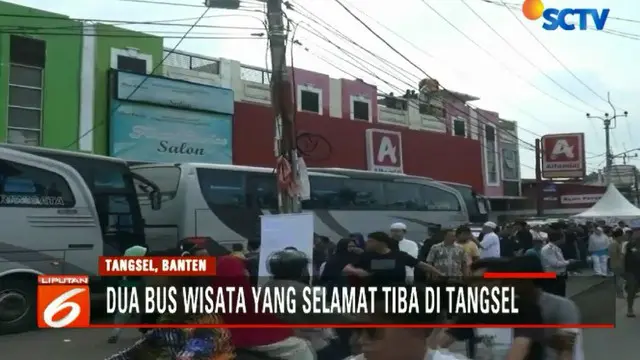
0, 13, 266, 30
496, 0, 625, 113
64, 7, 213, 149
291, 5, 603, 171
319, 0, 562, 134
415, 0, 589, 114
323, 1, 551, 150
289, 0, 572, 145
294, 38, 537, 171
461, 0, 606, 115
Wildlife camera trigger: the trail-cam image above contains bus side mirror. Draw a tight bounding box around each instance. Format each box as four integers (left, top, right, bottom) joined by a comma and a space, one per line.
149, 191, 162, 210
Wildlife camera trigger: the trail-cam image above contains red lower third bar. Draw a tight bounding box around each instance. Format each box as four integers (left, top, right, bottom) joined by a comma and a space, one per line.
86, 323, 615, 329
483, 272, 557, 279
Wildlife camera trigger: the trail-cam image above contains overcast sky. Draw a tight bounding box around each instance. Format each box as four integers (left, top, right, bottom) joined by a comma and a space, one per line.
10, 0, 640, 178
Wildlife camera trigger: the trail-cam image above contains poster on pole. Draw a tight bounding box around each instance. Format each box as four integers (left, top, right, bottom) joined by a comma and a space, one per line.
258, 213, 314, 284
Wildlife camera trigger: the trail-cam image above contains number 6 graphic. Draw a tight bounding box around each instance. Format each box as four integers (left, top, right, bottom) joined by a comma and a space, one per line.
42, 288, 87, 328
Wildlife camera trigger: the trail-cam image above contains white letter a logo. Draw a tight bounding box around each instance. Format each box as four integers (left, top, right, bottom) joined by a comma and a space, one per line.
377, 136, 397, 164
550, 139, 574, 160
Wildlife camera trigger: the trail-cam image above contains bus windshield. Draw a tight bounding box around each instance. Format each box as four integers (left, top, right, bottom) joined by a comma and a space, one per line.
444, 183, 488, 223
37, 153, 146, 241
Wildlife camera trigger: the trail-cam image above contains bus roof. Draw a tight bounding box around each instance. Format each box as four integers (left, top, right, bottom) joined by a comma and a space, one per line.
439, 181, 472, 189
131, 162, 348, 178
308, 167, 433, 181
0, 144, 128, 166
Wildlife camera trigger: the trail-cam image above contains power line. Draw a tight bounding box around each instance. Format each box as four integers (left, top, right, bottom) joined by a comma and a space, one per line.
460, 0, 606, 114
296, 41, 542, 169
330, 0, 556, 147
0, 13, 265, 30
118, 0, 204, 7
293, 0, 604, 162
496, 0, 624, 113
289, 1, 544, 140
64, 7, 214, 149
416, 0, 589, 114
1, 30, 263, 40
293, 2, 603, 170
319, 0, 560, 133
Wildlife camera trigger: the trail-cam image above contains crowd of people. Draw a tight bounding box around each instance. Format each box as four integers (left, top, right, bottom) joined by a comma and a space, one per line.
104, 218, 640, 360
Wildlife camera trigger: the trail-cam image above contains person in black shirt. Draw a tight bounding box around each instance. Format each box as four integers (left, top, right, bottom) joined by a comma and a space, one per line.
343, 231, 443, 286
624, 232, 640, 317
514, 220, 534, 253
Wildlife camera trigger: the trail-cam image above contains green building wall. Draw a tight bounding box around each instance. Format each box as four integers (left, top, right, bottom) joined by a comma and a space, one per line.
92, 24, 163, 155
0, 2, 82, 148
0, 1, 164, 154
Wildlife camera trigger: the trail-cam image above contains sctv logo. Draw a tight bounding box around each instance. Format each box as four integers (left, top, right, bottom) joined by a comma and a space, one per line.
522, 0, 610, 30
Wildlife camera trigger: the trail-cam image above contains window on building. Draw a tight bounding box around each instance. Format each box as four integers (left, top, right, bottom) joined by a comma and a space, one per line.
484, 124, 498, 184
299, 87, 321, 113
352, 98, 370, 121
0, 160, 75, 207
453, 118, 466, 137
110, 48, 152, 74
117, 55, 147, 74
7, 35, 45, 147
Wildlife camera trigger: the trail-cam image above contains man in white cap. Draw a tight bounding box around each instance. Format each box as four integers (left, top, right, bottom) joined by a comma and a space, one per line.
390, 222, 419, 283
479, 221, 501, 259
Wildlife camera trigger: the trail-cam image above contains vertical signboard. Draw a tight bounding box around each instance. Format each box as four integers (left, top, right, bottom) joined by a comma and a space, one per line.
365, 129, 403, 173
541, 133, 586, 178
501, 142, 520, 181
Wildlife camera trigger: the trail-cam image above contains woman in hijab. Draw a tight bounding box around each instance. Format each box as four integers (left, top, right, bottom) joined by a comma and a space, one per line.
213, 255, 315, 360
319, 238, 361, 287
107, 245, 148, 343
349, 233, 366, 249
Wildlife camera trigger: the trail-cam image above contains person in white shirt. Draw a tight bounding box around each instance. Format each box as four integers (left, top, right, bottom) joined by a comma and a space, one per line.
588, 227, 611, 276
479, 221, 501, 258
541, 230, 576, 296
389, 222, 419, 284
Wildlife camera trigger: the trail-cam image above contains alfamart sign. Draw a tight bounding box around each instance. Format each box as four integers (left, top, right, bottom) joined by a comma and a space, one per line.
365, 129, 403, 173
541, 133, 586, 178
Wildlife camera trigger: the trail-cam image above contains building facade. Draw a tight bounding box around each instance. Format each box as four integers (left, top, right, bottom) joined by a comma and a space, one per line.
0, 2, 82, 148
0, 2, 524, 196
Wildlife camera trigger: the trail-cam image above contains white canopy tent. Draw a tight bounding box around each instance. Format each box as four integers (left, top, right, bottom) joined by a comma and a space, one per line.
571, 184, 640, 219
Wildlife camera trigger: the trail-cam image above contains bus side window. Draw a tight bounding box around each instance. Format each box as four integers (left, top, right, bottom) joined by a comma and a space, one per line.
247, 174, 278, 210
339, 179, 383, 209
383, 182, 424, 210
421, 185, 461, 211
302, 176, 344, 209
0, 160, 75, 208
196, 169, 247, 207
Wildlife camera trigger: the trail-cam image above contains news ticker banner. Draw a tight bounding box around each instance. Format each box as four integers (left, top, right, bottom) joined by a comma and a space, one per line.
37, 274, 616, 329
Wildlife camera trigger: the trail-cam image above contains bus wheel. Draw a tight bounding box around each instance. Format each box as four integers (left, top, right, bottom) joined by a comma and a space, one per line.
0, 274, 37, 334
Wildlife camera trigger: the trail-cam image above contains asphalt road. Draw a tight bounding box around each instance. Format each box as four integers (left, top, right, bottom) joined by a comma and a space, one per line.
0, 275, 629, 360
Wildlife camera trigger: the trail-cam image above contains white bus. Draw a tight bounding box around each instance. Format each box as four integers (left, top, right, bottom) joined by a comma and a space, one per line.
308, 168, 488, 224
130, 163, 469, 249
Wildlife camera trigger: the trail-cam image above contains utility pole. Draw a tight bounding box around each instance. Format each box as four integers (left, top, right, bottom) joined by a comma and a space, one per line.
586, 92, 628, 184
535, 139, 543, 216
206, 0, 299, 213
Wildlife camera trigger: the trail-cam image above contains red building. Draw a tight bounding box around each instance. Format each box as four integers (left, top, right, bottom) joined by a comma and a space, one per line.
234, 102, 484, 191
162, 53, 523, 195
